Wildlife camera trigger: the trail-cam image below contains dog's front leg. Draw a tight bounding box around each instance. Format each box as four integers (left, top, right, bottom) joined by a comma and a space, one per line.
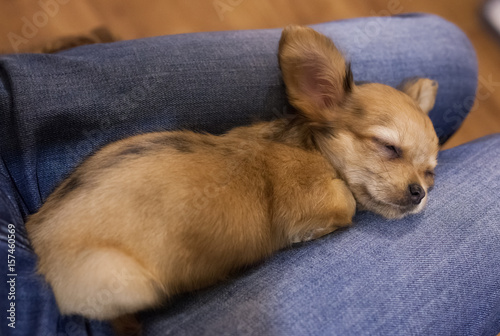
286, 178, 356, 244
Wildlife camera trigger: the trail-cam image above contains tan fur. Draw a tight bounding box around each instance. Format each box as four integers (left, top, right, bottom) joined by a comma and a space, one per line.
25, 25, 439, 325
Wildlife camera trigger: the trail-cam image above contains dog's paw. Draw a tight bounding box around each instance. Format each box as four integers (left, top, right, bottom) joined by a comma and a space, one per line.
291, 226, 339, 244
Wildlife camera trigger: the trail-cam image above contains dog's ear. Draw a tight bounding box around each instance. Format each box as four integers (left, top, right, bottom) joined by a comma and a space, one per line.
278, 25, 353, 125
398, 78, 438, 115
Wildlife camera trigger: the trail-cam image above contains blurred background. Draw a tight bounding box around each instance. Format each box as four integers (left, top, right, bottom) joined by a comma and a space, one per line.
1, 0, 499, 149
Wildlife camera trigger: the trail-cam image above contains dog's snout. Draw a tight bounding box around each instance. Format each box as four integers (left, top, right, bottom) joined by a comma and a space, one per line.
408, 184, 425, 204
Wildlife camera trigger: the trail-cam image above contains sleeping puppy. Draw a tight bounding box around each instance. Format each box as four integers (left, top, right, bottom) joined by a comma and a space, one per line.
26, 25, 439, 329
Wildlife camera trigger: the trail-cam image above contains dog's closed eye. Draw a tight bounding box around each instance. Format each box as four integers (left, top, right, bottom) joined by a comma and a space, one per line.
384, 144, 402, 159
373, 137, 402, 159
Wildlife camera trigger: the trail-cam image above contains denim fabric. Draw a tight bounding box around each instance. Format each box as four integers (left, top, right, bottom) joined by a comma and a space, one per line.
0, 13, 494, 336
142, 134, 500, 336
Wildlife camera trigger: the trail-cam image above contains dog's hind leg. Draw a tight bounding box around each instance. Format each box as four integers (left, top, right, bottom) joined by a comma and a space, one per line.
44, 247, 163, 320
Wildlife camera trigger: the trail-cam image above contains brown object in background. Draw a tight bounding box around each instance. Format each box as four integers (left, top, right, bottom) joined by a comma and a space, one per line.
39, 26, 117, 53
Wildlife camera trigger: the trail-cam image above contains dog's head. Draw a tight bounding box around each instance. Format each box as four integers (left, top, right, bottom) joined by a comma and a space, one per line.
279, 25, 439, 219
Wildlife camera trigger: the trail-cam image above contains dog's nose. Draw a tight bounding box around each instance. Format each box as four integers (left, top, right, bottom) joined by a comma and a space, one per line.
408, 184, 425, 204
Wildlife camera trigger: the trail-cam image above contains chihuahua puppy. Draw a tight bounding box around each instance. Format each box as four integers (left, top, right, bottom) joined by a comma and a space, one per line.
26, 25, 439, 325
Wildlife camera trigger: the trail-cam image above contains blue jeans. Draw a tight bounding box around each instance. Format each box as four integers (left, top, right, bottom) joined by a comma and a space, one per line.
0, 13, 498, 336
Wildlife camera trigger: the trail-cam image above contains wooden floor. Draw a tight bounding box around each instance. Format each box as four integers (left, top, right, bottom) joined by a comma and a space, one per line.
1, 0, 499, 149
